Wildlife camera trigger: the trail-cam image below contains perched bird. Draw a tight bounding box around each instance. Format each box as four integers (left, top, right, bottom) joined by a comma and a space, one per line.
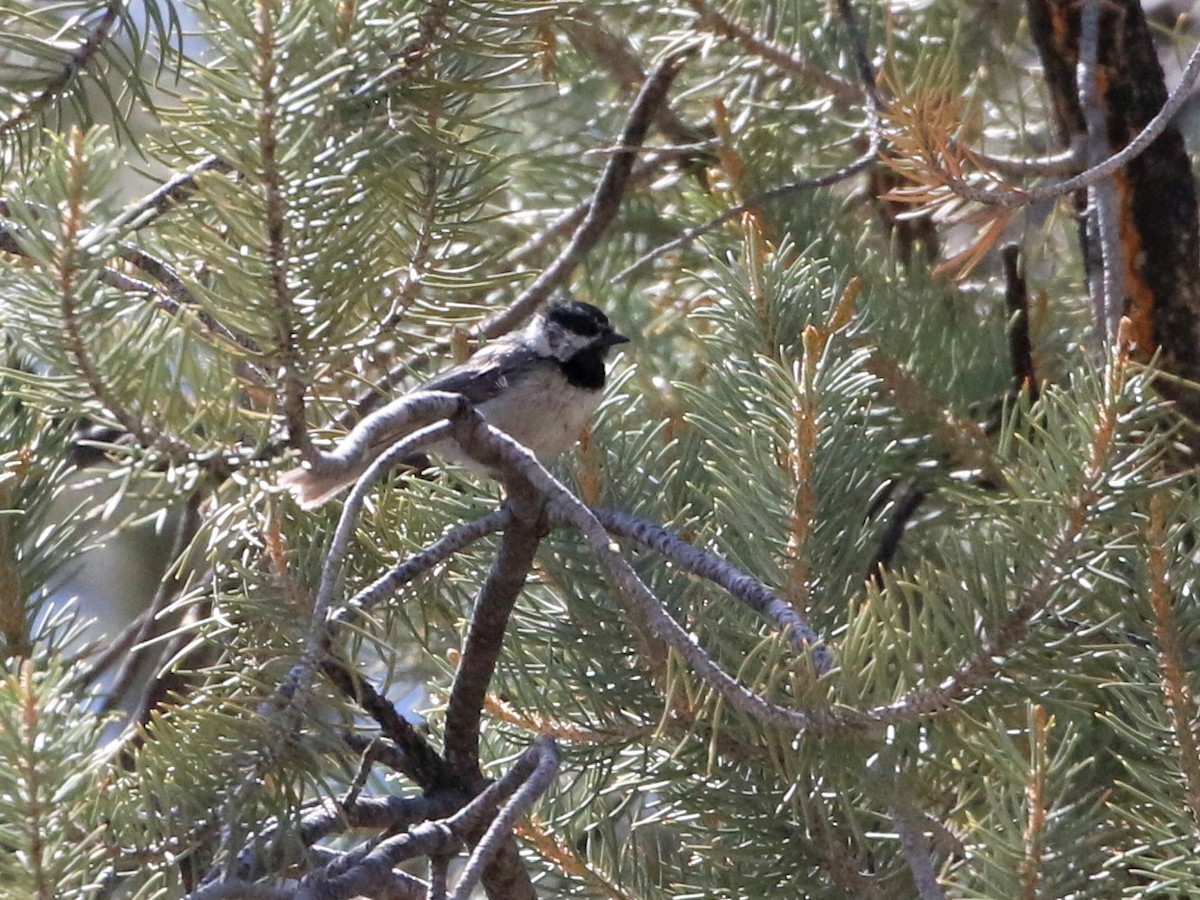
280, 301, 630, 508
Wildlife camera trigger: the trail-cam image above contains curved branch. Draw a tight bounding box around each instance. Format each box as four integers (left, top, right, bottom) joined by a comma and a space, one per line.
545, 495, 850, 735
336, 507, 513, 622
591, 506, 828, 665
904, 32, 1200, 210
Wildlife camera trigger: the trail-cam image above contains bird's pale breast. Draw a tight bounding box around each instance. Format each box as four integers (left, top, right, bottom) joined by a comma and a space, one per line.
474, 367, 602, 458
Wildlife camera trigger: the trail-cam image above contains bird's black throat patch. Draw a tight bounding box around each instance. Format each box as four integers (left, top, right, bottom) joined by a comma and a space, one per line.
560, 345, 608, 390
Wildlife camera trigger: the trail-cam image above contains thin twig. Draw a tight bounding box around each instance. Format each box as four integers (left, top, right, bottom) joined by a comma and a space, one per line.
282, 739, 550, 900
73, 604, 152, 689
957, 143, 1080, 179
612, 142, 879, 281
296, 417, 458, 687
342, 733, 410, 779
686, 0, 860, 102
340, 739, 387, 811
834, 0, 883, 111
463, 51, 690, 340
373, 157, 441, 337
117, 245, 261, 353
446, 736, 548, 837
0, 0, 126, 137
506, 156, 670, 274
83, 155, 234, 241
1, 192, 255, 356
336, 507, 513, 621
1020, 704, 1049, 898
186, 881, 293, 900
1146, 494, 1200, 827
263, 822, 454, 900
430, 856, 450, 900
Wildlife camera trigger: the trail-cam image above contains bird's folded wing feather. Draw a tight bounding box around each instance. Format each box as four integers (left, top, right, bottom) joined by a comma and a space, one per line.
281, 343, 552, 508
416, 343, 549, 405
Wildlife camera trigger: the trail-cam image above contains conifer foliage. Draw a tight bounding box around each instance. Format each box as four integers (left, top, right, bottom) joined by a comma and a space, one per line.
2, 1, 1200, 897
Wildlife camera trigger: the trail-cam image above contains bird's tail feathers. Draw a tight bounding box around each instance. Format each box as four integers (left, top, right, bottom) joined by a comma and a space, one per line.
278, 466, 355, 509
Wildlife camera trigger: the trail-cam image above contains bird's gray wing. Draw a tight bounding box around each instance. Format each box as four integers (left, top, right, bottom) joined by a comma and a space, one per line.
417, 343, 552, 404
355, 343, 555, 469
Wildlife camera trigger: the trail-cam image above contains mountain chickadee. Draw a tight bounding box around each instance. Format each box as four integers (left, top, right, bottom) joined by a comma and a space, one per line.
280, 301, 629, 508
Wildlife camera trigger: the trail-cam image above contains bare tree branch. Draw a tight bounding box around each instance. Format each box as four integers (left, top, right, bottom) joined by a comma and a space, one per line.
321, 657, 452, 789
442, 495, 543, 780
448, 736, 560, 900
336, 507, 514, 622
85, 155, 234, 239
592, 506, 828, 663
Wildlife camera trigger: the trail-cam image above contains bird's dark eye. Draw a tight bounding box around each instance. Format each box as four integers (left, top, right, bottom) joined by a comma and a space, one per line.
547, 301, 609, 337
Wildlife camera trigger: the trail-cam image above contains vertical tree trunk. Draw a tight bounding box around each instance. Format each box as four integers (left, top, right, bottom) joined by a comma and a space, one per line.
1028, 0, 1200, 430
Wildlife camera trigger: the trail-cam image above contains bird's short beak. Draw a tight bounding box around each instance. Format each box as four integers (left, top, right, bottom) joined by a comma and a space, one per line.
602, 332, 631, 347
